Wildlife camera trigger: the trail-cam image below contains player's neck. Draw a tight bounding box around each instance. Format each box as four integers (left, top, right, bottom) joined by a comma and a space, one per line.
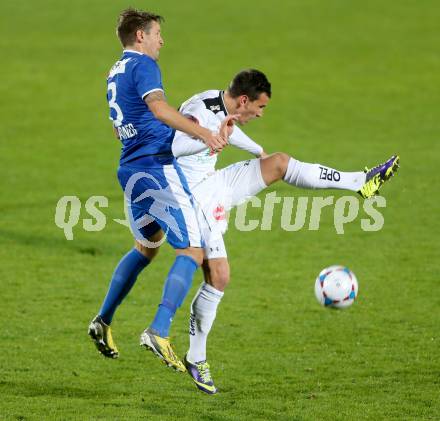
223, 91, 238, 115
124, 43, 153, 59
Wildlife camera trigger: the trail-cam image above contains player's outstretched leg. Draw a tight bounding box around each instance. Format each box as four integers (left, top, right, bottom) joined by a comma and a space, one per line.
88, 315, 119, 359
260, 152, 399, 197
357, 155, 400, 198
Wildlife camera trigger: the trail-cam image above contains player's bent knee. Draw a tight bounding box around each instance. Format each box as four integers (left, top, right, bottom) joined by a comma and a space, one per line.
135, 240, 161, 260
272, 152, 290, 176
261, 152, 291, 184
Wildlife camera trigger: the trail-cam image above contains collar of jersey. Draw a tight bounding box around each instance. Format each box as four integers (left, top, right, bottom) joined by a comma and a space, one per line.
220, 90, 229, 115
123, 49, 144, 55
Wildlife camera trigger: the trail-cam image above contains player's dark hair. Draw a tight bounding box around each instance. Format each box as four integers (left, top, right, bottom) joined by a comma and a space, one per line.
228, 69, 271, 101
117, 8, 164, 47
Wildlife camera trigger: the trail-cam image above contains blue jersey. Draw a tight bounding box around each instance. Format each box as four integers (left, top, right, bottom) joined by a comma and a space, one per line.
107, 50, 175, 164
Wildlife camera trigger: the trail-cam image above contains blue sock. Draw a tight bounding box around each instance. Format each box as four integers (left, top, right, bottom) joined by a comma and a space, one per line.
150, 255, 199, 337
99, 248, 150, 324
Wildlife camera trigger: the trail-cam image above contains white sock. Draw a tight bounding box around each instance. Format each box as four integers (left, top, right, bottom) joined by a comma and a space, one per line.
283, 157, 366, 191
187, 282, 224, 363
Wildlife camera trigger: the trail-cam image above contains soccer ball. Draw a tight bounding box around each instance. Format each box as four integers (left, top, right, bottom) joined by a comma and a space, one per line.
314, 265, 358, 308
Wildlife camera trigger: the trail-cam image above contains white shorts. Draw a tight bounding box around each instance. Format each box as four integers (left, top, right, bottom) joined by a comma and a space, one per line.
191, 159, 267, 259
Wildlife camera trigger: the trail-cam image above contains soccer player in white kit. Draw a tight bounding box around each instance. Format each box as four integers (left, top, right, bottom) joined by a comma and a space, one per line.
168, 69, 399, 393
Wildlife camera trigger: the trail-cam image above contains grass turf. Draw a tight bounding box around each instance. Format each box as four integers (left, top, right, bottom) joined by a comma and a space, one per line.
1, 0, 439, 419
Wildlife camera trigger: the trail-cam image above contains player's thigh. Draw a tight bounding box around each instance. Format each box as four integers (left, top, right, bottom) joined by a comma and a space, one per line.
191, 160, 267, 238
117, 162, 203, 250
220, 159, 267, 208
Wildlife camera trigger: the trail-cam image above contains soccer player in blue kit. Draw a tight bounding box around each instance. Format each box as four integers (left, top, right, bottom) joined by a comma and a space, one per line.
88, 9, 234, 372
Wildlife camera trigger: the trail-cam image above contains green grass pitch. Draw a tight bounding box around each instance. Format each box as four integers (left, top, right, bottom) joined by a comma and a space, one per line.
1, 0, 439, 419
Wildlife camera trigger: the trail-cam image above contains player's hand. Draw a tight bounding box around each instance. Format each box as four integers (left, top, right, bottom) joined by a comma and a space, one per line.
258, 150, 269, 158
219, 114, 239, 140
207, 114, 238, 154
202, 131, 227, 153
200, 114, 238, 153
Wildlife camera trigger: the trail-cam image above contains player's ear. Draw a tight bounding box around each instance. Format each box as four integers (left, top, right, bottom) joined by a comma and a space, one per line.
135, 29, 144, 43
239, 95, 249, 107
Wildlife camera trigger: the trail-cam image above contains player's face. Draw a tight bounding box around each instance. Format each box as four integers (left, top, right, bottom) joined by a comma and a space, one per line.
236, 93, 270, 125
142, 21, 164, 60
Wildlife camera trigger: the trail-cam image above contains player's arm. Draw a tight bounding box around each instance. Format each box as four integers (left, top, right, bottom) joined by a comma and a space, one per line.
172, 114, 210, 157
229, 125, 266, 157
145, 91, 233, 151
172, 109, 237, 158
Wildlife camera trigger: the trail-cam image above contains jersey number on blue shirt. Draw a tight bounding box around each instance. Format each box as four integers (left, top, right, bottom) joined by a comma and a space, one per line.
108, 82, 124, 127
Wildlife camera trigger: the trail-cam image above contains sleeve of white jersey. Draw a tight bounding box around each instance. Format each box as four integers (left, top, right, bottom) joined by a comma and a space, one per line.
172, 135, 208, 157
180, 100, 210, 128
172, 101, 211, 157
229, 125, 264, 156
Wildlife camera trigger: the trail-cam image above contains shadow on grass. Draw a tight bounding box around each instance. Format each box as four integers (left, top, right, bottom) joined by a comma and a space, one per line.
0, 227, 108, 256
1, 379, 185, 416
0, 379, 117, 400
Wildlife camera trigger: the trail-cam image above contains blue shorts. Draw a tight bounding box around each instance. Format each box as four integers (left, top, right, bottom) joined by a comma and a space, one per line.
117, 155, 203, 249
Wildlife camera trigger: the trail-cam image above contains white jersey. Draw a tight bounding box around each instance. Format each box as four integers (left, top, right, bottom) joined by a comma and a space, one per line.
172, 90, 263, 188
